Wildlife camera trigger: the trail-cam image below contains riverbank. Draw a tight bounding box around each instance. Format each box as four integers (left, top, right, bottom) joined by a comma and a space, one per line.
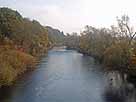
0, 49, 106, 102
0, 47, 35, 87
66, 46, 136, 79
0, 7, 49, 87
1, 48, 136, 102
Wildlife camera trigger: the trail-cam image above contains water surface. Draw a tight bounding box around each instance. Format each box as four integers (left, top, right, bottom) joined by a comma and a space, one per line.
0, 48, 136, 102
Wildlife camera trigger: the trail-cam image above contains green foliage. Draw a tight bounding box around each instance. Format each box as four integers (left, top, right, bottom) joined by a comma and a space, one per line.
65, 16, 136, 71
0, 7, 49, 56
46, 26, 65, 46
0, 7, 49, 86
0, 7, 23, 37
103, 42, 131, 69
64, 32, 80, 49
78, 26, 113, 61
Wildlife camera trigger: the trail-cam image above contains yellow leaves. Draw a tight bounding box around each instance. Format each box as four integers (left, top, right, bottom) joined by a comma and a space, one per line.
103, 42, 132, 69
0, 46, 36, 86
0, 8, 49, 86
0, 62, 17, 85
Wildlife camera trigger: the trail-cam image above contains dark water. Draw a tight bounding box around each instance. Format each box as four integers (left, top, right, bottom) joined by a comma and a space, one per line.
0, 48, 136, 102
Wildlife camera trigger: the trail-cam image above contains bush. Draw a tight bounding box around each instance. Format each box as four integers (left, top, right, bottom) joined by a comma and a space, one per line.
0, 46, 36, 86
103, 42, 131, 69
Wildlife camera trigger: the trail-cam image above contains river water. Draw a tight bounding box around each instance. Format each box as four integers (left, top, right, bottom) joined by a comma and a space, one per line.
0, 48, 136, 102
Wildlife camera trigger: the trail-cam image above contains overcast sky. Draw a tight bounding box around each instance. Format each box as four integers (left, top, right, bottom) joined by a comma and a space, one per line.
0, 0, 136, 33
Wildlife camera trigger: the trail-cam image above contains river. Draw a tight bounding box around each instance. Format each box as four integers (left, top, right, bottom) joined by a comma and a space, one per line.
0, 48, 136, 102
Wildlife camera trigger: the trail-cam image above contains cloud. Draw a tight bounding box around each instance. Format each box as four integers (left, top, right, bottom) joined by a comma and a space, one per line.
1, 0, 136, 33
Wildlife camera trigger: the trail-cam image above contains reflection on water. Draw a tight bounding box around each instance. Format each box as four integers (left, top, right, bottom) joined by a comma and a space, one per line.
103, 71, 136, 102
0, 48, 136, 102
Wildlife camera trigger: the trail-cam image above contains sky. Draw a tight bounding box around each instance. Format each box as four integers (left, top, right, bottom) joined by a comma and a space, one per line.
0, 0, 136, 33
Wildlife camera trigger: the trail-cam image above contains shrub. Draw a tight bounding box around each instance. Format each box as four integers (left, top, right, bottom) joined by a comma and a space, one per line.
103, 42, 131, 70
0, 46, 36, 86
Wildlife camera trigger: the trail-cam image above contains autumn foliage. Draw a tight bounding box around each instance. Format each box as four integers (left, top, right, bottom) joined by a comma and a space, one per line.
0, 7, 49, 86
65, 15, 136, 72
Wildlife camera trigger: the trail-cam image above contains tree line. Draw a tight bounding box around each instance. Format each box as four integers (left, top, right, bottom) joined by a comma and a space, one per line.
65, 15, 136, 72
0, 7, 136, 86
0, 7, 65, 86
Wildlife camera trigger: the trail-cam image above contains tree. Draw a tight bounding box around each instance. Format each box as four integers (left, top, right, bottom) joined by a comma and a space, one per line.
117, 15, 136, 45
